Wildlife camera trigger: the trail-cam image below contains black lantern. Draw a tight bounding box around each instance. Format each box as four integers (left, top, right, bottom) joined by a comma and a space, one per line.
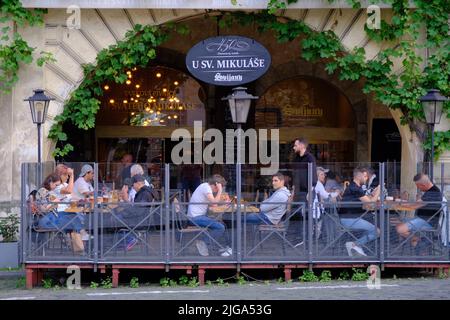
419, 89, 448, 179
222, 87, 258, 124
24, 89, 54, 163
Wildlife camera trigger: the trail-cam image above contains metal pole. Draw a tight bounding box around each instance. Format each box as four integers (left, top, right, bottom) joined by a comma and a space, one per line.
165, 164, 170, 264
430, 124, 435, 181
93, 163, 99, 269
236, 123, 242, 264
37, 123, 41, 164
20, 163, 26, 264
308, 162, 313, 264
379, 163, 385, 264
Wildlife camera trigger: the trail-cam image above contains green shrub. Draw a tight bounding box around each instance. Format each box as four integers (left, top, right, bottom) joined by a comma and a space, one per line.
236, 275, 246, 285
216, 277, 227, 286
0, 214, 20, 242
42, 278, 53, 288
90, 281, 99, 289
299, 270, 318, 282
337, 270, 350, 281
319, 270, 332, 282
130, 277, 139, 288
16, 277, 26, 289
160, 277, 170, 287
178, 275, 189, 286
169, 279, 178, 287
101, 277, 113, 289
188, 277, 199, 287
351, 268, 369, 281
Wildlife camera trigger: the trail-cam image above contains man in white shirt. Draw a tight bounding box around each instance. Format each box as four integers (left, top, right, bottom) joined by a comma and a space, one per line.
72, 164, 94, 201
187, 174, 232, 257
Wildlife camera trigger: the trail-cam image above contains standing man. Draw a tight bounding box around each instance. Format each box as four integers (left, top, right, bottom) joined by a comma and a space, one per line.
292, 138, 316, 203
120, 153, 134, 183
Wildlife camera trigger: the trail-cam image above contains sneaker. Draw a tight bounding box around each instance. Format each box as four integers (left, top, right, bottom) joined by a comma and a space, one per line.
220, 247, 233, 257
345, 242, 367, 257
126, 237, 138, 251
294, 241, 304, 248
345, 242, 354, 257
195, 240, 209, 257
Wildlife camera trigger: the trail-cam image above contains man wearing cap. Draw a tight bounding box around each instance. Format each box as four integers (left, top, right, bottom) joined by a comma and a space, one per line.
72, 164, 94, 201
112, 174, 155, 251
131, 174, 154, 203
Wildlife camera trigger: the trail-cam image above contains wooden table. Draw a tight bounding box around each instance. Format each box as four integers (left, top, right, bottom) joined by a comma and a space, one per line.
208, 204, 260, 214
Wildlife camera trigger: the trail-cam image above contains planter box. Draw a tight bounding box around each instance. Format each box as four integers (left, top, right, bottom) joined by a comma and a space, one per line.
0, 242, 19, 268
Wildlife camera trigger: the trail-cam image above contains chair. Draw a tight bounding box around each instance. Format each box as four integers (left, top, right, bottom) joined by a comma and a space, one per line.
254, 192, 294, 255
172, 198, 207, 253
408, 198, 448, 257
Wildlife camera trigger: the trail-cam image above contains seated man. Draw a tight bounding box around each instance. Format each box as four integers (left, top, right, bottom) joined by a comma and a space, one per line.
246, 172, 291, 225
339, 167, 380, 257
396, 173, 443, 248
111, 174, 155, 251
187, 174, 232, 257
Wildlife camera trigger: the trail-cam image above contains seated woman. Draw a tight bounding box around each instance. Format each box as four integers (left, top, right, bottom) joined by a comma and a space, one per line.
34, 173, 85, 254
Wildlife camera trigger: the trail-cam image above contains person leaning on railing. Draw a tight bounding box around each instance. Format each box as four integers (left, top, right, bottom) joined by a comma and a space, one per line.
35, 173, 85, 255
339, 167, 381, 257
396, 173, 443, 249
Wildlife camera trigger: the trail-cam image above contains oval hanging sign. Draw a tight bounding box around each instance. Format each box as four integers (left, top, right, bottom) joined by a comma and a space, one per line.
186, 35, 271, 86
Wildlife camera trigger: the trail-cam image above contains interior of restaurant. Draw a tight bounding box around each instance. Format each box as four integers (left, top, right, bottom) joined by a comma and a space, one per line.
58, 60, 401, 198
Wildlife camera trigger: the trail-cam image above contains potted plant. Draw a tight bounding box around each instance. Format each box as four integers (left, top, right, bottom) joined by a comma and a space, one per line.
0, 213, 20, 268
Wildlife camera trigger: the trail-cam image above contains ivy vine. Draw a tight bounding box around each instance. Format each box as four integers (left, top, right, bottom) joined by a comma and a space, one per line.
0, 0, 55, 93
48, 23, 189, 157
259, 0, 450, 159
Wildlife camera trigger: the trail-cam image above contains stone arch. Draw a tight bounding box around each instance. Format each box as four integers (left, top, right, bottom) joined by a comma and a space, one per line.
39, 8, 416, 169
254, 60, 369, 161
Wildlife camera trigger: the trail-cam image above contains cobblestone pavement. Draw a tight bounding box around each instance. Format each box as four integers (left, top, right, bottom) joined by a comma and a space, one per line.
0, 277, 449, 300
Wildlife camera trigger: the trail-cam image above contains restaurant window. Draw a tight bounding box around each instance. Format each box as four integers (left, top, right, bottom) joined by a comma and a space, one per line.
97, 66, 206, 127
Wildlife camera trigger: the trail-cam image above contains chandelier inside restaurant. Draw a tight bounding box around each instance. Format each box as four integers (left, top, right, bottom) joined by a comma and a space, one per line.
101, 66, 195, 126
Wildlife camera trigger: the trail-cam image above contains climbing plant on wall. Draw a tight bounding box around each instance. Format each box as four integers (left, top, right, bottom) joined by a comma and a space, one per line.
1, 0, 449, 158
259, 0, 449, 159
48, 23, 188, 157
0, 0, 55, 93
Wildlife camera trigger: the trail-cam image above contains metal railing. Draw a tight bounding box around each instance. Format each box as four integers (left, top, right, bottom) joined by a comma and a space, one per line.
20, 162, 450, 265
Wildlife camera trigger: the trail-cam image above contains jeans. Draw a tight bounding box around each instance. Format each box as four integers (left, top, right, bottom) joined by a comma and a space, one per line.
191, 215, 226, 246
340, 218, 378, 246
38, 212, 83, 232
405, 217, 433, 232
245, 213, 273, 225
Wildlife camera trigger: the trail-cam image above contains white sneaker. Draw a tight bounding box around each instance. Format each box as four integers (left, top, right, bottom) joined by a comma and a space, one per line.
345, 242, 367, 257
195, 240, 209, 257
345, 242, 354, 257
294, 241, 304, 248
220, 247, 233, 257
352, 244, 367, 257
